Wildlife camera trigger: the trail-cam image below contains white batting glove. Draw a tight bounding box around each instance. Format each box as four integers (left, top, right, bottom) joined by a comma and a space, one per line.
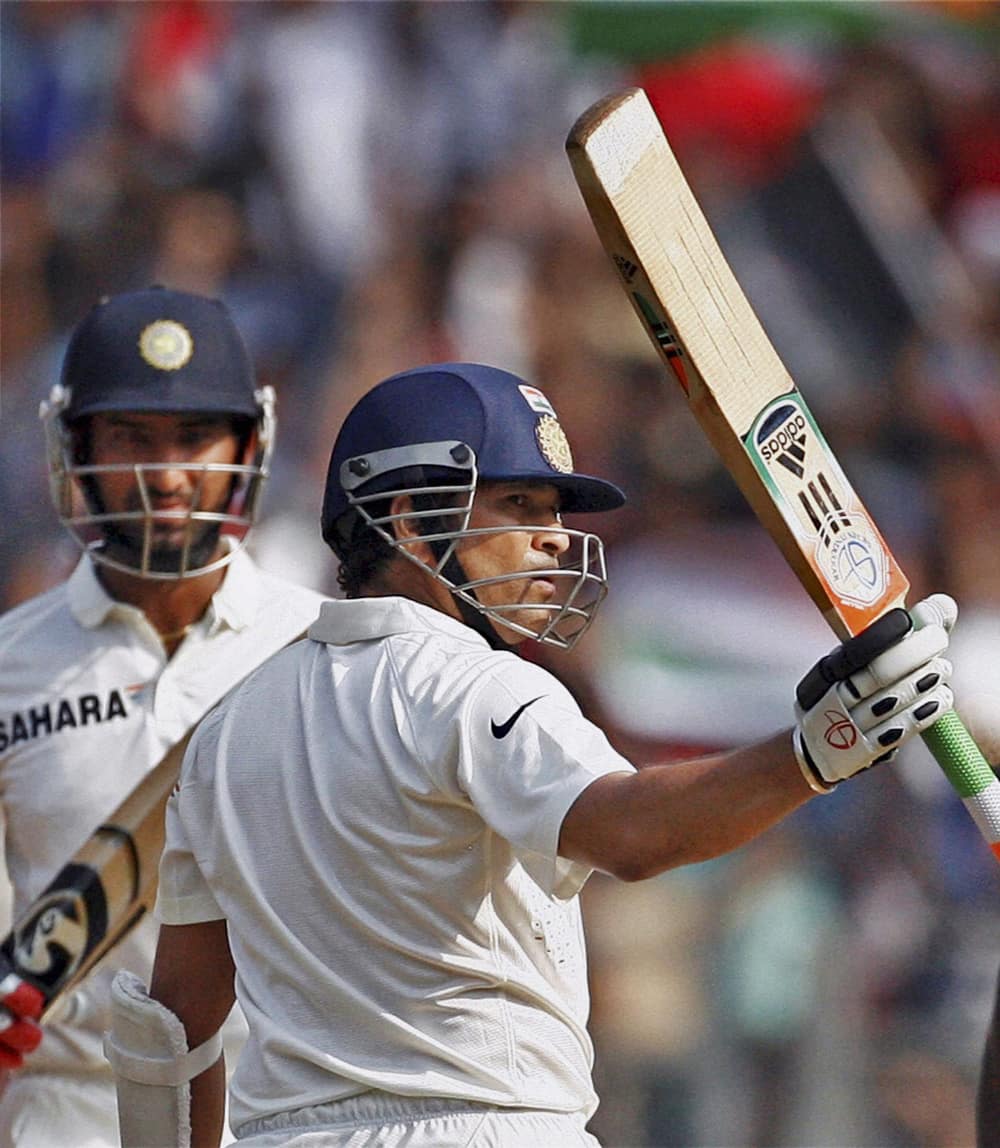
793, 594, 956, 793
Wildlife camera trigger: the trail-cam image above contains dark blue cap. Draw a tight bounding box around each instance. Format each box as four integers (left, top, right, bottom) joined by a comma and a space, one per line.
321, 363, 625, 542
60, 286, 258, 420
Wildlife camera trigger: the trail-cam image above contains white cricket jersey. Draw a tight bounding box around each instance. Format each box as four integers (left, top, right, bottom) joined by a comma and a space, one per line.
158, 596, 636, 1134
0, 550, 325, 1076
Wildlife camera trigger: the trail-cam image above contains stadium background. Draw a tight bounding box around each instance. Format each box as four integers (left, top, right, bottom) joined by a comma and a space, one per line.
2, 2, 999, 1144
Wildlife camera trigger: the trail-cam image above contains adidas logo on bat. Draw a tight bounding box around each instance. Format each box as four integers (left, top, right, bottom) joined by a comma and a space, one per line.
613, 254, 638, 282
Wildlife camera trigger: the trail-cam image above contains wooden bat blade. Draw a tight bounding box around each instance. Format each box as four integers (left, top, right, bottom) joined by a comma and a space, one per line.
1, 733, 190, 1021
567, 89, 910, 640
567, 87, 1000, 860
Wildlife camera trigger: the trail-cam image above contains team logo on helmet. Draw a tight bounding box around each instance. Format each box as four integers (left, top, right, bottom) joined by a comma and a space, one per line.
138, 320, 194, 371
536, 415, 574, 474
518, 384, 557, 418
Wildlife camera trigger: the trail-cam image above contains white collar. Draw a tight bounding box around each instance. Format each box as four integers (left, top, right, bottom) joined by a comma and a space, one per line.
67, 545, 262, 635
308, 595, 488, 649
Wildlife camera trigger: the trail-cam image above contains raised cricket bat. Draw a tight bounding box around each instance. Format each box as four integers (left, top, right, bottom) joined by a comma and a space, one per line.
566, 88, 1000, 859
0, 732, 191, 1021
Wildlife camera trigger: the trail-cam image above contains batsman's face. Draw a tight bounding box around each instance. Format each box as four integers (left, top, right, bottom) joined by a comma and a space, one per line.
84, 411, 245, 569
458, 482, 571, 642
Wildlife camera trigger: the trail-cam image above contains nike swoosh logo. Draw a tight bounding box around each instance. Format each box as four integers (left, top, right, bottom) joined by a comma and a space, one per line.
491, 696, 545, 739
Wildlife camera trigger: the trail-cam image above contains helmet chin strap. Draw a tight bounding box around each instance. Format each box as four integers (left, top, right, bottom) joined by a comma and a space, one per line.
436, 546, 520, 653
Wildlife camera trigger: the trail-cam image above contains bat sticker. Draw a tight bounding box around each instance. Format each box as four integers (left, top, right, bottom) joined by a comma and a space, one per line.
746, 394, 890, 608
4, 864, 108, 995
630, 289, 690, 392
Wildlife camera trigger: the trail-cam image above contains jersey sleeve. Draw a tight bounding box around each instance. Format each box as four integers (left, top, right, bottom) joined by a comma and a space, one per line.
155, 737, 225, 925
447, 658, 634, 899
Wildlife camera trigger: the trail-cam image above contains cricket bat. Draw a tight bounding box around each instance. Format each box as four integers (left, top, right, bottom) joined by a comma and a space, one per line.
0, 732, 191, 1021
566, 88, 1000, 859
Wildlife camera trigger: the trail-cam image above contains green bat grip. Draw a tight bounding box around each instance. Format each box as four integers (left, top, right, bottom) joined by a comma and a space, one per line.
921, 710, 996, 800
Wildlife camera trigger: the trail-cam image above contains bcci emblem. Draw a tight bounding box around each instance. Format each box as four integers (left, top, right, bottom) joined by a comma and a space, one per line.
138, 320, 193, 371
536, 416, 574, 474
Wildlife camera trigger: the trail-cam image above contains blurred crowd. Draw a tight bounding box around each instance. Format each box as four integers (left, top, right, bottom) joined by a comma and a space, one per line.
2, 2, 999, 1145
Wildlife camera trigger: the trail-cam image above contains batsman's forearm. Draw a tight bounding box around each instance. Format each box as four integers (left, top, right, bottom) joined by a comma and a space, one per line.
560, 730, 811, 880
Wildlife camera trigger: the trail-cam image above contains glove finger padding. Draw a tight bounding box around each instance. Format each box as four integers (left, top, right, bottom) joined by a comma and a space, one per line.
909, 592, 959, 634
794, 596, 957, 791
795, 608, 912, 711
0, 1012, 43, 1054
0, 973, 45, 1068
0, 974, 44, 1023
862, 679, 954, 754
851, 657, 953, 734
846, 624, 952, 701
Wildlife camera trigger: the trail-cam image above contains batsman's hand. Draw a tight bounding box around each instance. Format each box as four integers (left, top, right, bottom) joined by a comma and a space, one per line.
0, 972, 44, 1069
793, 594, 956, 792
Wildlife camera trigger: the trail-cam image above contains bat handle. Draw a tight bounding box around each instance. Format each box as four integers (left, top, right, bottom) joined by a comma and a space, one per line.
921, 710, 1000, 863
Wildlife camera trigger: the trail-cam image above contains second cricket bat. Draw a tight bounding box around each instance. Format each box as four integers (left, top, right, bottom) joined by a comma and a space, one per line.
0, 733, 191, 1021
566, 88, 1000, 859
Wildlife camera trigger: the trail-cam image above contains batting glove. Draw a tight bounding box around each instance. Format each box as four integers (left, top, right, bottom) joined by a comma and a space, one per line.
0, 972, 44, 1069
793, 594, 956, 793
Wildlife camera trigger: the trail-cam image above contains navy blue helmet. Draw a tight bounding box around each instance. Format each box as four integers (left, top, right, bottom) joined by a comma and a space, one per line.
42, 287, 275, 580
59, 286, 260, 420
321, 363, 625, 650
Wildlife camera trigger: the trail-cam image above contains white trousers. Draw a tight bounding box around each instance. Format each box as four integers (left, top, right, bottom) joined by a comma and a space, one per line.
0, 1071, 238, 1148
0, 1074, 118, 1148
235, 1093, 602, 1148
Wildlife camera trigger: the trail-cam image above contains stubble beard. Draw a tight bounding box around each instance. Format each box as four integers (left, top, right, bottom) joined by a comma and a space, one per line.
100, 517, 225, 574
